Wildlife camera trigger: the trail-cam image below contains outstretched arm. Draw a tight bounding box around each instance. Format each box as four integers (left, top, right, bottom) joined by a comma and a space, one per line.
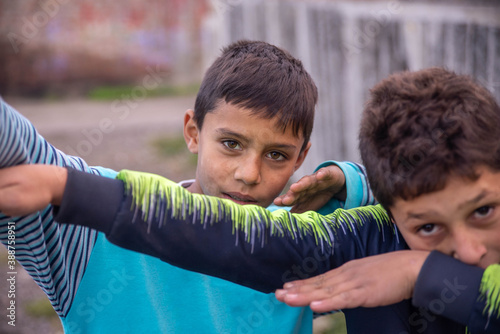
3, 166, 498, 331
0, 165, 401, 293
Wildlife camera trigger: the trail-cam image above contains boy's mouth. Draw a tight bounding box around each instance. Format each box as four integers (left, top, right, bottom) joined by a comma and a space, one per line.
222, 192, 258, 205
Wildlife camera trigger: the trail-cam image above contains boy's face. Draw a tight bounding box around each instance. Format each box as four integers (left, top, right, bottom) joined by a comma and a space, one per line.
183, 102, 310, 208
390, 166, 500, 269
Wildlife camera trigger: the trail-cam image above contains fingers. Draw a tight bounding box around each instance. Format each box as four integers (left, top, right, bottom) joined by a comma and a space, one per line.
275, 251, 429, 313
288, 173, 317, 193
279, 170, 330, 202
276, 273, 368, 312
273, 165, 345, 208
315, 166, 335, 181
273, 193, 294, 207
278, 288, 365, 313
277, 272, 343, 305
274, 174, 316, 206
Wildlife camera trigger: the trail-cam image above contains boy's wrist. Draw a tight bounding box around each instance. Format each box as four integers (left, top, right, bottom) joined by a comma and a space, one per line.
332, 177, 347, 201
407, 250, 430, 292
50, 167, 68, 206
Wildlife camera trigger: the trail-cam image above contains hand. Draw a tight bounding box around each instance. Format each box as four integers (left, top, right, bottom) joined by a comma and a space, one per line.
275, 250, 430, 313
0, 164, 67, 216
273, 165, 346, 213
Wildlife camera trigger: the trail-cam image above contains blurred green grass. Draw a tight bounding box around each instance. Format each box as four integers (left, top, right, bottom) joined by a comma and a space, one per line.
25, 298, 58, 319
151, 134, 198, 177
152, 135, 191, 156
88, 83, 200, 100
314, 312, 347, 334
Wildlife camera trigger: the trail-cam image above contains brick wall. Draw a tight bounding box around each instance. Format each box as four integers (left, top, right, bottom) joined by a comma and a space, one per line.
0, 0, 209, 96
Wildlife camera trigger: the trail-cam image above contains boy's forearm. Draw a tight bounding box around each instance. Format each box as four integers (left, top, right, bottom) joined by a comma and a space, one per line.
54, 169, 402, 293
0, 165, 67, 217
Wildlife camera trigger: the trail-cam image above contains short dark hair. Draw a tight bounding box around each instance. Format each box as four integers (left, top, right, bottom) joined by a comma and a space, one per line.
193, 40, 318, 151
359, 67, 500, 208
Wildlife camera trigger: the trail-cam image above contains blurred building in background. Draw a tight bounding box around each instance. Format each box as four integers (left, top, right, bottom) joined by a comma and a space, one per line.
1, 0, 500, 177
0, 0, 209, 96
202, 0, 500, 176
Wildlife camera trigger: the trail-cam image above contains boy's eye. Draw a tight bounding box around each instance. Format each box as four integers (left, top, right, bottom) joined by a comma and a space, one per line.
417, 223, 438, 236
472, 205, 494, 220
223, 140, 241, 150
267, 151, 286, 161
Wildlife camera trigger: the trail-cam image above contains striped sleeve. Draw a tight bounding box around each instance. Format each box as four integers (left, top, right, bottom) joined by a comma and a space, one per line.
0, 98, 114, 317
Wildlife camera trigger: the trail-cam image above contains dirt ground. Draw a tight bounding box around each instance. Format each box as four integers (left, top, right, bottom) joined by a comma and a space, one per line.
0, 96, 341, 333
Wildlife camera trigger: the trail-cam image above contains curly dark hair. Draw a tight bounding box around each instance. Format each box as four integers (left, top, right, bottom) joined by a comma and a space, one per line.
359, 67, 500, 208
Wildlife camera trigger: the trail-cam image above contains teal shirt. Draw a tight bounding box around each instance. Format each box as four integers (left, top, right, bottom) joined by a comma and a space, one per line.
63, 233, 312, 333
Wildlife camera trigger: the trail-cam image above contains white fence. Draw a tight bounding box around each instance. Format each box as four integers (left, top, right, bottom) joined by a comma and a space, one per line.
203, 0, 500, 178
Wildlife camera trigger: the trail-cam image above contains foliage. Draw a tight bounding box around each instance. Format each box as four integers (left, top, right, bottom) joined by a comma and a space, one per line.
88, 83, 200, 100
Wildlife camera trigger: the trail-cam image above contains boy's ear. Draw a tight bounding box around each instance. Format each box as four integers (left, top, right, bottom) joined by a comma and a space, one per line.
183, 109, 199, 154
294, 141, 311, 171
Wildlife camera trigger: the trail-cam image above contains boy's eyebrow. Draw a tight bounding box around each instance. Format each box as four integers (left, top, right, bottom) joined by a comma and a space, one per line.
216, 128, 299, 150
216, 128, 248, 141
406, 210, 439, 221
406, 191, 492, 221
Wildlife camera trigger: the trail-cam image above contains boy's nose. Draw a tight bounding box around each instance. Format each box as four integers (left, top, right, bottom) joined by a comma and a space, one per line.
451, 230, 487, 266
234, 156, 262, 185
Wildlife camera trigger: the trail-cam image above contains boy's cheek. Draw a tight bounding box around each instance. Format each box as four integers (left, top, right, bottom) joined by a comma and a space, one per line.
263, 170, 294, 192
399, 230, 456, 261
394, 228, 433, 252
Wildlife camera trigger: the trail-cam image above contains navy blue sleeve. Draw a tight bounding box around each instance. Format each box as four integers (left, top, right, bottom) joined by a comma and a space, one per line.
413, 251, 500, 333
55, 167, 124, 234
54, 169, 404, 294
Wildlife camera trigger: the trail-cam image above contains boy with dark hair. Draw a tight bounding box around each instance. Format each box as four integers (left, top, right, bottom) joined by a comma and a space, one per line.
0, 40, 374, 333
276, 67, 500, 320
2, 67, 498, 333
182, 40, 316, 208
